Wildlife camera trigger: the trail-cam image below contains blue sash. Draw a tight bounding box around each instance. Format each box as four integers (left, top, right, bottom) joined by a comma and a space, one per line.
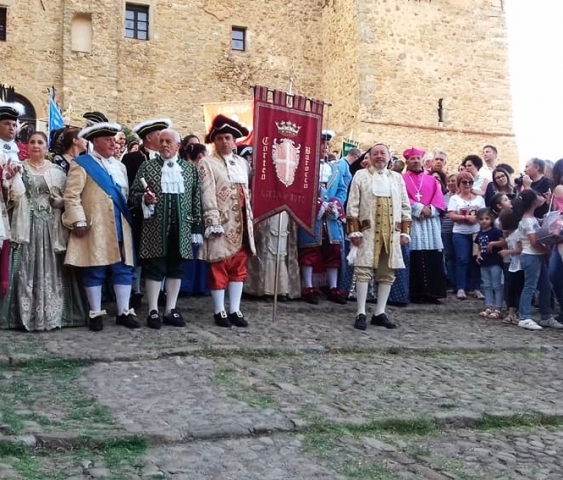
74, 154, 132, 226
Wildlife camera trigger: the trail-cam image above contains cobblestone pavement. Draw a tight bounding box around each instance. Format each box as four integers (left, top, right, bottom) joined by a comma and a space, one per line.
2, 294, 563, 478
1, 294, 562, 363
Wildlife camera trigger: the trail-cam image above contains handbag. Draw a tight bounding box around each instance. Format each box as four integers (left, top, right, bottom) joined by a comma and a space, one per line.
538, 194, 563, 246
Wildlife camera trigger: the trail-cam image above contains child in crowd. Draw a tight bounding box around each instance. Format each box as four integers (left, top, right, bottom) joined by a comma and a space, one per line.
474, 208, 504, 319
490, 192, 513, 222
512, 190, 562, 330
498, 209, 524, 325
489, 192, 512, 308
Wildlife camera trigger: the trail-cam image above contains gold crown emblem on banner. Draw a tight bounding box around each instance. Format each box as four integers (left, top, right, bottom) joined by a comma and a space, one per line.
275, 121, 301, 137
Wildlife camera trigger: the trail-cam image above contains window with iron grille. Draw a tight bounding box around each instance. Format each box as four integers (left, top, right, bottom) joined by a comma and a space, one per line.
125, 4, 149, 41
231, 27, 246, 51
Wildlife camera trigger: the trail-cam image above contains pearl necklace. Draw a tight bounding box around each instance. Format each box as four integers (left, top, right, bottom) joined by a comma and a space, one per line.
27, 160, 49, 172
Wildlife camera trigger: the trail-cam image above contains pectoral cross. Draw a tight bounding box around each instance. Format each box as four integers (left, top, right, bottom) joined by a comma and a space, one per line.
415, 192, 422, 202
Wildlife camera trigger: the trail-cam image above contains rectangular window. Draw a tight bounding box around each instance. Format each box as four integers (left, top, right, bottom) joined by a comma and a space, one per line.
124, 3, 149, 40
0, 8, 7, 42
231, 27, 246, 51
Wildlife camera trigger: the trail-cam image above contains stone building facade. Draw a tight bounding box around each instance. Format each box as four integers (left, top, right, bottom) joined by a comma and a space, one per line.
0, 0, 517, 168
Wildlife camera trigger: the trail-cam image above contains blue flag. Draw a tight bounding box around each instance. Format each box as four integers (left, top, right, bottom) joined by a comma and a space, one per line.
48, 98, 65, 132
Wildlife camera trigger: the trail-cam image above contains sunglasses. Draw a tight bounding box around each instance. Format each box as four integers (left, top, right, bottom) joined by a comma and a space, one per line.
460, 180, 474, 185
494, 176, 506, 180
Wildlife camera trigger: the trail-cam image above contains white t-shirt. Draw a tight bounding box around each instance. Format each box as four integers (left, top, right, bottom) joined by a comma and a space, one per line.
518, 216, 543, 255
506, 230, 523, 272
448, 195, 485, 234
478, 165, 493, 182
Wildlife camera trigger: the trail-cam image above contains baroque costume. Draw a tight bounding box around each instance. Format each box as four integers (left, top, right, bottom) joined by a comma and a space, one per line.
130, 151, 202, 328
0, 163, 86, 330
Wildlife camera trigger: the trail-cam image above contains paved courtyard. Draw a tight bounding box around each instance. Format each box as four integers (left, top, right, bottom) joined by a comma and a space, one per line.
1, 293, 563, 479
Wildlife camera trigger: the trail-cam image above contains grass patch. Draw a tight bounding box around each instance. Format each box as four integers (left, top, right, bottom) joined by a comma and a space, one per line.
0, 443, 44, 480
66, 398, 115, 425
306, 417, 437, 437
340, 461, 397, 480
213, 367, 278, 410
0, 405, 24, 435
473, 413, 563, 430
0, 357, 116, 435
302, 430, 398, 479
99, 436, 148, 470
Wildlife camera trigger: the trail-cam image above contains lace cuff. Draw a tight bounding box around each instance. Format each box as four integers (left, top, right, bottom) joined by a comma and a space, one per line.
192, 233, 203, 245
204, 225, 225, 238
347, 231, 363, 239
142, 199, 155, 219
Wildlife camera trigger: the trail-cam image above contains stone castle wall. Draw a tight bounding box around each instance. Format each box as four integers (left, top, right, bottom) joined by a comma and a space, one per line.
0, 0, 517, 168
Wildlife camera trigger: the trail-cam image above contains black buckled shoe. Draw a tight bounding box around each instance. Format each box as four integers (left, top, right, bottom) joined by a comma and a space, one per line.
228, 311, 248, 328
354, 314, 367, 331
116, 310, 141, 329
328, 288, 347, 305
88, 311, 105, 332
147, 309, 161, 330
214, 311, 232, 328
371, 313, 397, 329
163, 309, 186, 327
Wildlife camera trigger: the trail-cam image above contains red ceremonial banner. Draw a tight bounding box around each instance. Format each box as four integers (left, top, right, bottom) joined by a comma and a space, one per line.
251, 86, 324, 235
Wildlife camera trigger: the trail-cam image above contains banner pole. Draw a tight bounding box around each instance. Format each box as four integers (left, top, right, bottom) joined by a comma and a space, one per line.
271, 76, 295, 322
272, 212, 285, 322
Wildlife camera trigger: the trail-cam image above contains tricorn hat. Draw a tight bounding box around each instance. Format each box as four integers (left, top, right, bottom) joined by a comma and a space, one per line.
133, 118, 172, 139
237, 146, 253, 157
205, 114, 249, 144
0, 102, 25, 121
403, 147, 425, 160
83, 111, 109, 126
78, 122, 122, 142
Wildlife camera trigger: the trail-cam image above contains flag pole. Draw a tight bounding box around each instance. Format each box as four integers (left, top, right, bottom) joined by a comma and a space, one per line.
271, 75, 294, 322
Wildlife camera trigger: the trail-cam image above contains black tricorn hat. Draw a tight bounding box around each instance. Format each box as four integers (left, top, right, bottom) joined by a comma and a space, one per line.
237, 145, 253, 157
78, 122, 122, 142
83, 111, 109, 126
0, 102, 25, 121
205, 114, 249, 144
133, 118, 172, 139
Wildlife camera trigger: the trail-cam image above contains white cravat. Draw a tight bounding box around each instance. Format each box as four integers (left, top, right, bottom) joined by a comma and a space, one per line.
319, 160, 332, 183
224, 153, 248, 185
92, 150, 128, 191
161, 156, 185, 194
0, 139, 20, 164
372, 169, 391, 197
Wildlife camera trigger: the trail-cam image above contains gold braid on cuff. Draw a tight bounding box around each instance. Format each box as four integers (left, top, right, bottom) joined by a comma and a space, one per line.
401, 220, 412, 236
346, 217, 361, 235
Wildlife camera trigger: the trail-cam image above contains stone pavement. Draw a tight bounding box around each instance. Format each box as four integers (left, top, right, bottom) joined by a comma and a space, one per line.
1, 294, 561, 363
1, 293, 563, 478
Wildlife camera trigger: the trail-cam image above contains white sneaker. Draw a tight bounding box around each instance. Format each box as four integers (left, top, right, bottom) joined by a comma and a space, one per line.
518, 318, 543, 331
538, 317, 563, 329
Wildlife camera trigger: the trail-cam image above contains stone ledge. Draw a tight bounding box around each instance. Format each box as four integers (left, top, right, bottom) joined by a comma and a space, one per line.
1, 343, 559, 366
2, 410, 563, 452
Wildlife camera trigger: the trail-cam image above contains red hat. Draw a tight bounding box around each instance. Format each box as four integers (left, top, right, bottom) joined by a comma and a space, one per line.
205, 114, 249, 144
403, 147, 425, 160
